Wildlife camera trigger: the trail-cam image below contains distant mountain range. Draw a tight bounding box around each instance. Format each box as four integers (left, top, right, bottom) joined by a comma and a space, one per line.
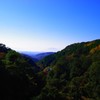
20, 51, 55, 61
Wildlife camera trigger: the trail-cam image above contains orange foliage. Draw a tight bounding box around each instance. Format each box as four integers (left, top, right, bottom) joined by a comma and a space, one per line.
84, 42, 94, 47
0, 52, 5, 59
90, 45, 100, 54
81, 96, 92, 100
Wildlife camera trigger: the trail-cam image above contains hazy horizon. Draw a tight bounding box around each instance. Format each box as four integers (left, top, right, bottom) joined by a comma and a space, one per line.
0, 0, 100, 52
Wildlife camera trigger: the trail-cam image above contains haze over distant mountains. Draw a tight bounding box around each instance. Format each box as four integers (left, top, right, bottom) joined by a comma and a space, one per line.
20, 51, 55, 61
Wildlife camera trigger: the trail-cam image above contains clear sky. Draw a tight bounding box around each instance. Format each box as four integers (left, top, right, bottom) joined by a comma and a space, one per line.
0, 0, 100, 52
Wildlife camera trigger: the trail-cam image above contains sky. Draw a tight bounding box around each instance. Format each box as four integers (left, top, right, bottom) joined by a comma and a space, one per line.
0, 0, 100, 52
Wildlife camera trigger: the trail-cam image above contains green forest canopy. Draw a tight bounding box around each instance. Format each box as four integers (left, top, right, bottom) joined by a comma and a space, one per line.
0, 39, 100, 100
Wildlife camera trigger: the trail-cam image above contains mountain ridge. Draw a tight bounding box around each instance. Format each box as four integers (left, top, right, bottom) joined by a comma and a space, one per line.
20, 51, 55, 61
0, 39, 100, 100
36, 39, 100, 100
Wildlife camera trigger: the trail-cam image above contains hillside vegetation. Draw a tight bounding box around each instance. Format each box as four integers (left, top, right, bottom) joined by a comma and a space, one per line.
37, 39, 100, 100
0, 39, 100, 100
0, 44, 44, 100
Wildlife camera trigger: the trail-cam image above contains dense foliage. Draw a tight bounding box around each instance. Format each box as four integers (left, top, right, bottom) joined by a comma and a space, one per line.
0, 44, 44, 100
37, 39, 100, 100
0, 39, 100, 100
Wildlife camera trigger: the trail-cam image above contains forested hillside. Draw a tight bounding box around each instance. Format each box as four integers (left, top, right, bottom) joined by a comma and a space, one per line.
0, 44, 44, 100
36, 39, 100, 100
0, 39, 100, 100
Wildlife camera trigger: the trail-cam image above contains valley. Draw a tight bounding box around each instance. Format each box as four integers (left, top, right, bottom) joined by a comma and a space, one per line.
0, 39, 100, 100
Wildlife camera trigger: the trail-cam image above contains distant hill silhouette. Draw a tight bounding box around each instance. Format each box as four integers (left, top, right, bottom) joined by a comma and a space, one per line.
20, 52, 55, 61
33, 52, 55, 60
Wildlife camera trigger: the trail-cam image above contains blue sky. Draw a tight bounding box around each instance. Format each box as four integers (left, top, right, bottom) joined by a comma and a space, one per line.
0, 0, 100, 52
